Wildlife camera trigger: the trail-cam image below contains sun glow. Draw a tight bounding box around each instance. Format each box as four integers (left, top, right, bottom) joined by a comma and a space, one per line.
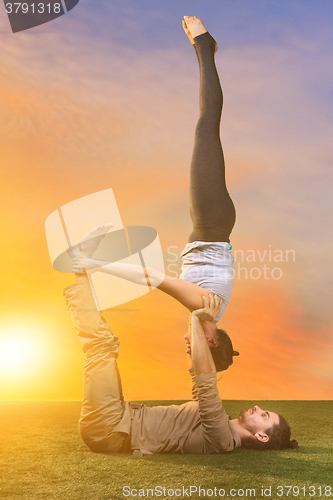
0, 332, 42, 375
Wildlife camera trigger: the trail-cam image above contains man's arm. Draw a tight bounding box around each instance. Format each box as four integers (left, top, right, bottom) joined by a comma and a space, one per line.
188, 366, 198, 401
190, 295, 221, 376
187, 295, 220, 401
184, 295, 235, 453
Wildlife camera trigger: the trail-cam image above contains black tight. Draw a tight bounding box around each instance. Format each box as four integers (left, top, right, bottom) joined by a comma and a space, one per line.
188, 32, 236, 244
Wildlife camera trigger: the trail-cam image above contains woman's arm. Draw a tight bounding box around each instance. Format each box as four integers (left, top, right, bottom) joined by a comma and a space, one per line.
72, 257, 218, 312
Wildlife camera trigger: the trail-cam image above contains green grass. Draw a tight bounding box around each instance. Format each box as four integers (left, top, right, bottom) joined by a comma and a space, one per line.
0, 401, 332, 500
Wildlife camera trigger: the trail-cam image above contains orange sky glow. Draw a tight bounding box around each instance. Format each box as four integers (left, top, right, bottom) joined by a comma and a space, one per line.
0, 2, 332, 401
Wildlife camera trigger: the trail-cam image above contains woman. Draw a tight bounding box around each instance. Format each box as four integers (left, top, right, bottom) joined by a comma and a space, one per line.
71, 17, 237, 371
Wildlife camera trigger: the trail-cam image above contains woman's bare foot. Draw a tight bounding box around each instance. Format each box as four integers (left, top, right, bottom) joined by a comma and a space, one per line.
67, 223, 113, 260
183, 16, 218, 54
182, 19, 195, 46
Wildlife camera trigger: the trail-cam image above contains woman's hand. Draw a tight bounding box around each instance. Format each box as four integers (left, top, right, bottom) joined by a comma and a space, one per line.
192, 294, 223, 322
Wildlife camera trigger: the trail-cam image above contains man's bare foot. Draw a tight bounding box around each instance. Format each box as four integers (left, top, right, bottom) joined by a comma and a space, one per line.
72, 257, 100, 274
67, 223, 113, 260
183, 16, 218, 54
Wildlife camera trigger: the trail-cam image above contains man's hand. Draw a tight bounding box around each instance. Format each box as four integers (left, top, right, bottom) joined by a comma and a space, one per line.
192, 294, 223, 322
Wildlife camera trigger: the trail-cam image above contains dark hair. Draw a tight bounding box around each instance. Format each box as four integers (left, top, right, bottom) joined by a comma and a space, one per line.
241, 414, 299, 450
210, 328, 239, 372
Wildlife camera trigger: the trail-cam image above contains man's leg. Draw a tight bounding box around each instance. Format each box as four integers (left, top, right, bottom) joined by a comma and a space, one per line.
63, 273, 130, 453
183, 17, 236, 243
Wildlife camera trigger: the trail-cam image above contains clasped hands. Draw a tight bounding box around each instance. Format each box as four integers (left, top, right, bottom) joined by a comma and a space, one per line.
192, 294, 223, 322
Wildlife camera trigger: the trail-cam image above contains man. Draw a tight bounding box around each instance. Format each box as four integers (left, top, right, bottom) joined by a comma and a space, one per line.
63, 270, 298, 455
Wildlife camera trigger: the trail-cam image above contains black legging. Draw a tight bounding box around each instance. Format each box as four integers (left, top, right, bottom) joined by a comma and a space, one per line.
188, 31, 236, 244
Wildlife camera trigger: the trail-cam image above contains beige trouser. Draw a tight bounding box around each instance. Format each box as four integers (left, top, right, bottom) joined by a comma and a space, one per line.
63, 274, 131, 453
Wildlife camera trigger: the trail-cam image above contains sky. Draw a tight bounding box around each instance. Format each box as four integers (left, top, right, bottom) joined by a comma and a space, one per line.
0, 0, 332, 401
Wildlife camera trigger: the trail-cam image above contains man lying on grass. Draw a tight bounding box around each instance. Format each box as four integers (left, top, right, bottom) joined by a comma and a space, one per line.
64, 270, 298, 455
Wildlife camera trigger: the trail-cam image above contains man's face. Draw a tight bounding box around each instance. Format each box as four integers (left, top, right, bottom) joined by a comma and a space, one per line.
238, 405, 280, 437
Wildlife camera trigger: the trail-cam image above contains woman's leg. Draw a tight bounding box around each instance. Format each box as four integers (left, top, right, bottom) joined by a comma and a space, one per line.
183, 17, 236, 243
63, 273, 130, 453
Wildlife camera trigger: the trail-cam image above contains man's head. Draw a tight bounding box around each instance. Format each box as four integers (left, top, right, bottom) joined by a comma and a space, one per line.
184, 325, 238, 372
238, 405, 299, 450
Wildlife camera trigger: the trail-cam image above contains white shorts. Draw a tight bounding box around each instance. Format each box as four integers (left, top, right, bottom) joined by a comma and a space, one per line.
179, 241, 234, 321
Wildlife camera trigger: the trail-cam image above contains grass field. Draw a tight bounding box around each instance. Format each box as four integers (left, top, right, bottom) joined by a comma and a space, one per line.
0, 401, 332, 500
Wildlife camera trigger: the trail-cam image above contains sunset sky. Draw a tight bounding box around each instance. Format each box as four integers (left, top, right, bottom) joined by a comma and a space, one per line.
0, 0, 332, 401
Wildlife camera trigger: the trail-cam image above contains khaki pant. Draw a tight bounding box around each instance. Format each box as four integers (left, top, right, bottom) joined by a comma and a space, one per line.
63, 274, 131, 453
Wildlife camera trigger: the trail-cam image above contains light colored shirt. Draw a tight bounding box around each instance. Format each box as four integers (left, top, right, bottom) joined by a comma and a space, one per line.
130, 372, 241, 456
180, 241, 234, 321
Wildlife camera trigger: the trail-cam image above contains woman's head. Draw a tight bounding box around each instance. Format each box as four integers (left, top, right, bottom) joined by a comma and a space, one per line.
210, 328, 239, 372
